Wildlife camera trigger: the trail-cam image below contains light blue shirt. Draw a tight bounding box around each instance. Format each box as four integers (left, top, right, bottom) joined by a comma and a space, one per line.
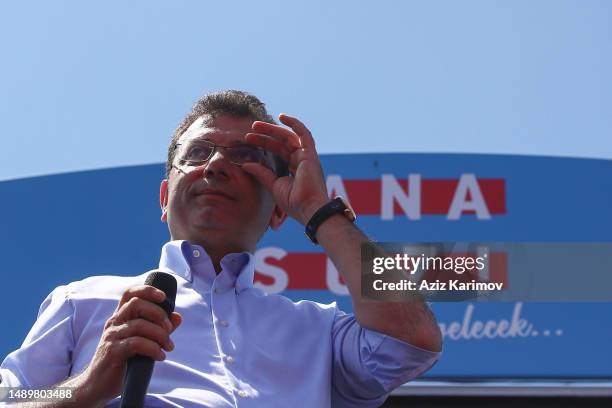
0, 240, 440, 407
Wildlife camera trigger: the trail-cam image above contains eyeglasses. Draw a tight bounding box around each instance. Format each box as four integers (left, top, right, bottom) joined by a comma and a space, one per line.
173, 138, 273, 170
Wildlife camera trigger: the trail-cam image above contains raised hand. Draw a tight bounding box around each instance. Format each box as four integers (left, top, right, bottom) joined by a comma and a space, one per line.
242, 114, 329, 225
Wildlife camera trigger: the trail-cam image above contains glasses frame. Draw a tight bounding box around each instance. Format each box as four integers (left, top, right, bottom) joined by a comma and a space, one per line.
173, 138, 274, 170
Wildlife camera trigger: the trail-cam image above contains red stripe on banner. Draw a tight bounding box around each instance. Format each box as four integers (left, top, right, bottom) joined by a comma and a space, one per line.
255, 252, 330, 289
489, 251, 509, 288
255, 252, 507, 290
343, 178, 506, 215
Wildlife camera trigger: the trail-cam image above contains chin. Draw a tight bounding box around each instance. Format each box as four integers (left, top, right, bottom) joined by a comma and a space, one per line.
190, 210, 233, 229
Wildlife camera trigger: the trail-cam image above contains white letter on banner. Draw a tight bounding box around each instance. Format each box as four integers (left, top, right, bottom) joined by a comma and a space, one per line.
254, 247, 289, 294
381, 174, 421, 220
447, 174, 491, 220
326, 257, 349, 295
326, 175, 349, 200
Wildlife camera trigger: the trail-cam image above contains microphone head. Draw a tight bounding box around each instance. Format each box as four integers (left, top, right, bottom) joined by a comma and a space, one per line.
145, 271, 177, 315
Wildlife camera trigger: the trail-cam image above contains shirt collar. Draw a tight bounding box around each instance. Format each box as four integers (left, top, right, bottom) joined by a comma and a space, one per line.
158, 240, 254, 293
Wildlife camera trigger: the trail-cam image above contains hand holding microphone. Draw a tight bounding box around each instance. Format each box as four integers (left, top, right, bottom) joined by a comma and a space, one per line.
120, 272, 178, 408
71, 272, 181, 408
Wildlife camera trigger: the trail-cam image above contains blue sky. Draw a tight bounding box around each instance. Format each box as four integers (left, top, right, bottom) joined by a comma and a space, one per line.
1, 0, 611, 181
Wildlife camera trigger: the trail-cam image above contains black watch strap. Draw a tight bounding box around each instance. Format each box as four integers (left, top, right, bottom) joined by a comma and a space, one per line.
304, 197, 356, 244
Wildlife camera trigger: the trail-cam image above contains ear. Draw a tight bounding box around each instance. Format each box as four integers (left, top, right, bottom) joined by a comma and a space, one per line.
268, 203, 288, 231
160, 179, 169, 222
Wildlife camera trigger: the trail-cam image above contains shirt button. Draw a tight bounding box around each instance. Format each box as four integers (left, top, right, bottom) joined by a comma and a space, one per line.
193, 249, 200, 257
219, 320, 229, 327
237, 390, 248, 398
214, 288, 220, 294
226, 356, 235, 363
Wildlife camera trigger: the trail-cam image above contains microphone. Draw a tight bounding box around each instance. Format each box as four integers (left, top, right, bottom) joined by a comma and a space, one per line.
120, 271, 177, 408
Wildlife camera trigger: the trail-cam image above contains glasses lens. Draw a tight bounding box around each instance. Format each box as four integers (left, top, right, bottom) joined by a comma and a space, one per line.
228, 145, 267, 165
177, 140, 214, 165
175, 140, 274, 171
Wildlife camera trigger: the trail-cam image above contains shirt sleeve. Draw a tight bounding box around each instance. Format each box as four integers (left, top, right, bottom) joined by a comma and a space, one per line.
0, 286, 75, 388
330, 307, 441, 407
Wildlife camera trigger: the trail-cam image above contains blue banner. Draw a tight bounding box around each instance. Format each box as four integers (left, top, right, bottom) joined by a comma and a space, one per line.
1, 153, 611, 378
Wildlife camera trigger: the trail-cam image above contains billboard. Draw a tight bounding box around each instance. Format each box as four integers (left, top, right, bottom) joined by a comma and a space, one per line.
1, 152, 611, 377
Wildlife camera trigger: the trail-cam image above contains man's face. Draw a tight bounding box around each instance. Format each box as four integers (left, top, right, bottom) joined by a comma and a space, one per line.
160, 114, 285, 252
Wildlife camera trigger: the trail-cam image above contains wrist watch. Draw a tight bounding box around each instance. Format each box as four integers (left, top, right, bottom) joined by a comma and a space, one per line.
305, 196, 356, 244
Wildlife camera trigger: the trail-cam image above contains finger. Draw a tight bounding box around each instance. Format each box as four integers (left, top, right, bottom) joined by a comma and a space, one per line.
241, 162, 279, 192
278, 114, 316, 150
118, 336, 166, 361
115, 297, 172, 331
251, 121, 301, 149
114, 318, 174, 351
169, 312, 182, 333
118, 285, 166, 310
245, 133, 293, 162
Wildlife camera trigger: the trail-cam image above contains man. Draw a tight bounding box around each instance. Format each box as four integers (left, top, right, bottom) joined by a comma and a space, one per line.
0, 90, 442, 407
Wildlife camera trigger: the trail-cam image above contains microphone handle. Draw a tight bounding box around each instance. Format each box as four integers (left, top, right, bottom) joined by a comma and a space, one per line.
120, 356, 155, 408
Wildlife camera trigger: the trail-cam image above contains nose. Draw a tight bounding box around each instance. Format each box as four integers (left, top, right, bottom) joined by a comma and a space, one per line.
202, 148, 231, 181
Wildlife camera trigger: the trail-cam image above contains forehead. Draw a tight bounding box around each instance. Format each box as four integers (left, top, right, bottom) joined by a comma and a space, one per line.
179, 115, 255, 144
